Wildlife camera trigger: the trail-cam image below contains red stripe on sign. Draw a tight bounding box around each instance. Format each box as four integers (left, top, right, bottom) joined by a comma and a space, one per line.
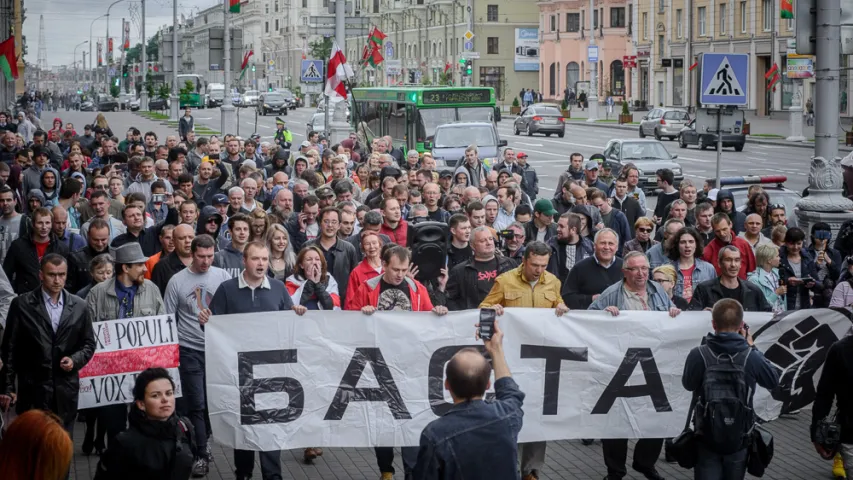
79, 345, 179, 378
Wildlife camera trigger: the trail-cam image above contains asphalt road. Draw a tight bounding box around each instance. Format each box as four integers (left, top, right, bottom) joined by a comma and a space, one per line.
185, 105, 813, 212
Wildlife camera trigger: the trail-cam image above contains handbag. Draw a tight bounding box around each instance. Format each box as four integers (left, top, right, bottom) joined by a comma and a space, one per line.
665, 393, 699, 469
746, 425, 774, 477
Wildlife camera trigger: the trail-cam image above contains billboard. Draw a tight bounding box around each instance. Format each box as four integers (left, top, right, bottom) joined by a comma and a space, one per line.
786, 58, 814, 79
514, 28, 539, 71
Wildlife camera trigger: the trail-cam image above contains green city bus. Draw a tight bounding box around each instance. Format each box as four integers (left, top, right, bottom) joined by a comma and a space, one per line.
350, 86, 499, 153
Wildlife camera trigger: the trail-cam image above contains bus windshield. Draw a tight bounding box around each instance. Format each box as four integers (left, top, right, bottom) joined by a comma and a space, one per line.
434, 125, 497, 148
419, 107, 495, 140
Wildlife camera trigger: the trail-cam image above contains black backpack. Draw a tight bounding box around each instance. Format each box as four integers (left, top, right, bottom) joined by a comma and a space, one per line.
835, 219, 853, 258
693, 345, 754, 455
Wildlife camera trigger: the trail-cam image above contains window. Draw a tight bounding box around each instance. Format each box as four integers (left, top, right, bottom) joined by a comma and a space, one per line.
658, 34, 665, 57
788, 17, 793, 30
566, 13, 580, 32
676, 9, 683, 38
610, 60, 624, 95
659, 0, 665, 12
374, 0, 379, 13
566, 62, 580, 90
275, 19, 279, 31
274, 0, 279, 12
487, 37, 499, 54
740, 1, 747, 32
265, 3, 270, 14
610, 7, 626, 27
479, 66, 505, 100
593, 9, 599, 29
642, 12, 648, 39
487, 5, 498, 22
265, 21, 269, 34
763, 0, 772, 31
720, 3, 726, 34
698, 6, 707, 36
550, 15, 557, 32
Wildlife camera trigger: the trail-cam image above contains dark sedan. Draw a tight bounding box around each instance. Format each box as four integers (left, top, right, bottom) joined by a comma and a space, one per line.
96, 94, 119, 112
513, 104, 565, 137
257, 92, 288, 116
678, 119, 745, 151
148, 97, 169, 111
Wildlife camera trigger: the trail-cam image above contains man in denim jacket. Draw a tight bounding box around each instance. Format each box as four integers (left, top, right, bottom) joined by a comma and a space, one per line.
413, 319, 525, 480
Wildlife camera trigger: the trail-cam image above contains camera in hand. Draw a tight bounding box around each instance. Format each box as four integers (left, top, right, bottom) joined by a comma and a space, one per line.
800, 276, 815, 284
815, 416, 842, 454
479, 308, 496, 341
152, 193, 166, 203
498, 229, 515, 240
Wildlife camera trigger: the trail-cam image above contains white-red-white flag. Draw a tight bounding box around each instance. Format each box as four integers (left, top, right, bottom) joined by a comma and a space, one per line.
325, 41, 353, 99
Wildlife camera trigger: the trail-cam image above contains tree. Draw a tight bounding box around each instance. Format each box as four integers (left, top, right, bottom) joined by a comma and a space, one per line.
308, 37, 332, 60
158, 84, 171, 100
147, 35, 159, 62
110, 84, 120, 98
126, 43, 143, 64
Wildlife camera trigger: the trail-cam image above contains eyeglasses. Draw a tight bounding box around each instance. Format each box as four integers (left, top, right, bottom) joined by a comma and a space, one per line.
637, 227, 652, 233
207, 218, 218, 224
624, 266, 650, 273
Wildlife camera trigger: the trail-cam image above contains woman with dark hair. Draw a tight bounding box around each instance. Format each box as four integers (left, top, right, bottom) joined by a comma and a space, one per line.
0, 410, 73, 480
666, 227, 716, 303
808, 222, 842, 308
745, 191, 771, 226
94, 368, 195, 480
779, 227, 819, 310
285, 246, 341, 311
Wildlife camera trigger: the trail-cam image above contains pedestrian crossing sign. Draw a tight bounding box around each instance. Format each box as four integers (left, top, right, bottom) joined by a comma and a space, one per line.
699, 53, 749, 106
301, 60, 324, 83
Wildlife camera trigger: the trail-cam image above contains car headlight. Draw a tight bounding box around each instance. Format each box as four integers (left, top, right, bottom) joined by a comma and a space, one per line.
264, 104, 269, 107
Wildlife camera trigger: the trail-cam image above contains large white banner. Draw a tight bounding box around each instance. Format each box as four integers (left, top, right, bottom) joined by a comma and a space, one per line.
206, 308, 851, 451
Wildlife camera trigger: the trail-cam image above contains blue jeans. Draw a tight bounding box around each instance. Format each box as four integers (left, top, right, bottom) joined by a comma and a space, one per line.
177, 347, 209, 454
694, 444, 748, 480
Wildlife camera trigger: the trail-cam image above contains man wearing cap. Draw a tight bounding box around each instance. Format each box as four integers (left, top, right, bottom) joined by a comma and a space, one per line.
584, 160, 609, 191
23, 146, 61, 198
299, 140, 313, 155
79, 124, 98, 153
273, 117, 293, 150
515, 151, 539, 201
525, 198, 558, 243
438, 170, 454, 193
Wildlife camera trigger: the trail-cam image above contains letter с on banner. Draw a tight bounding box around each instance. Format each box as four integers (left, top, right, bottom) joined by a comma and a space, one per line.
205, 308, 852, 451
78, 315, 182, 409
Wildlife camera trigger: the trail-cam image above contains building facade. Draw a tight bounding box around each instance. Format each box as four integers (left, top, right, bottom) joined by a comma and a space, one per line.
538, 0, 634, 103
344, 0, 539, 106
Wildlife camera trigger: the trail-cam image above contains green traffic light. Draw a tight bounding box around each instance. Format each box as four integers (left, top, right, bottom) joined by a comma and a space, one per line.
251, 65, 256, 72
459, 58, 465, 65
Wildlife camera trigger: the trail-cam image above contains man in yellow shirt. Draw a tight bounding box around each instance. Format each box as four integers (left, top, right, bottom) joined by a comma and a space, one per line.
479, 240, 568, 480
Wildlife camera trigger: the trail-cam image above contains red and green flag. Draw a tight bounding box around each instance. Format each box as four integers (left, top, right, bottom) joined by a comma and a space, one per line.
0, 37, 18, 82
239, 49, 254, 80
780, 0, 793, 19
368, 26, 386, 47
229, 0, 241, 13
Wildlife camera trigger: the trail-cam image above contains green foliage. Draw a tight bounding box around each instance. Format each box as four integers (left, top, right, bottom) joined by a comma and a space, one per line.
438, 71, 452, 86
621, 100, 630, 115
126, 43, 142, 64
180, 80, 195, 95
109, 84, 120, 98
561, 98, 568, 110
308, 37, 333, 60
145, 80, 155, 98
421, 76, 432, 86
512, 97, 520, 107
158, 84, 171, 100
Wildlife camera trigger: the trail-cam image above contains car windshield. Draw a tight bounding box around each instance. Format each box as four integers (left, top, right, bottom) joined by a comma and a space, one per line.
418, 107, 495, 139
732, 189, 800, 228
265, 94, 284, 101
540, 107, 563, 116
311, 114, 326, 130
277, 90, 294, 99
210, 90, 224, 99
664, 111, 689, 121
620, 142, 672, 160
434, 125, 496, 148
246, 90, 259, 96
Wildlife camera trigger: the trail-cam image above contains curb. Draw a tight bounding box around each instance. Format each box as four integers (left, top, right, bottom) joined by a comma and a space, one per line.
558, 120, 853, 152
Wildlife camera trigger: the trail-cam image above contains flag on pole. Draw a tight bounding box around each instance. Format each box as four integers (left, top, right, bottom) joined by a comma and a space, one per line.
0, 37, 18, 82
325, 41, 353, 99
229, 0, 240, 13
239, 49, 254, 80
361, 44, 383, 67
444, 62, 451, 74
688, 61, 698, 71
764, 63, 779, 80
780, 0, 793, 19
767, 72, 780, 90
368, 26, 387, 47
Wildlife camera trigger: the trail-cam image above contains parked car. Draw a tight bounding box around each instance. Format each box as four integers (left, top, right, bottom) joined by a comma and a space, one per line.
306, 112, 326, 137
118, 93, 136, 111
639, 108, 690, 141
717, 175, 800, 228
513, 103, 565, 137
148, 97, 169, 111
129, 97, 140, 111
96, 94, 119, 112
678, 119, 745, 151
601, 139, 684, 193
427, 121, 507, 168
79, 100, 95, 112
207, 89, 225, 108
257, 92, 289, 116
276, 89, 297, 110
241, 90, 260, 107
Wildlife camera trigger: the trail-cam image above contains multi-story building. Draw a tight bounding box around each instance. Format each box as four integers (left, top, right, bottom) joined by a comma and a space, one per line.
634, 0, 817, 116
344, 0, 539, 105
538, 0, 634, 102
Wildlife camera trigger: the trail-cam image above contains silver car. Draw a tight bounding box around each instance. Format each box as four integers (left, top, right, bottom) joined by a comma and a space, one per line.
639, 108, 689, 141
513, 104, 566, 137
602, 139, 684, 192
306, 113, 326, 137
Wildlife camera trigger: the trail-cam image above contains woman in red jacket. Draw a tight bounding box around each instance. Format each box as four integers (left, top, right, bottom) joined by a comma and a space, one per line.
344, 231, 383, 310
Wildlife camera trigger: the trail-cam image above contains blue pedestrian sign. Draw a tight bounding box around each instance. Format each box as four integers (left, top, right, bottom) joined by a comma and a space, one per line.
700, 53, 749, 106
301, 60, 324, 83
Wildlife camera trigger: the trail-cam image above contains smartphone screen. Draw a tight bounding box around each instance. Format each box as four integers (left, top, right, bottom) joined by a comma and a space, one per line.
479, 308, 496, 341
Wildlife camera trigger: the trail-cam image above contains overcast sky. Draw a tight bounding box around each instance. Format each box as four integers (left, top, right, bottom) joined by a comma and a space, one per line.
23, 0, 217, 68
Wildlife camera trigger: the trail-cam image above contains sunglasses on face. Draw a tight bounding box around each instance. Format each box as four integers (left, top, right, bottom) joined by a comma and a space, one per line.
815, 231, 832, 240
638, 227, 653, 233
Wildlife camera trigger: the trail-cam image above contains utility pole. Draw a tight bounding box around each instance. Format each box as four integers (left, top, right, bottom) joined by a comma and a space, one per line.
221, 0, 235, 135
169, 0, 179, 120
795, 0, 853, 231
587, 0, 598, 121
141, 0, 148, 110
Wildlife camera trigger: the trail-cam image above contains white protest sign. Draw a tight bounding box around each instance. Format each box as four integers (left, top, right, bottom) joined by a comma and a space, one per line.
206, 308, 851, 451
79, 315, 182, 408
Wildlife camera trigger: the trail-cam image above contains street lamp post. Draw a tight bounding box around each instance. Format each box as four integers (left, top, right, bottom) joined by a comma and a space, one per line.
74, 41, 89, 88
106, 0, 128, 90
89, 14, 107, 74
169, 0, 179, 120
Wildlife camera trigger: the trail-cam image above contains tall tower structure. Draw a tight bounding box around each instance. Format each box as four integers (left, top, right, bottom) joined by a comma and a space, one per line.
37, 14, 48, 88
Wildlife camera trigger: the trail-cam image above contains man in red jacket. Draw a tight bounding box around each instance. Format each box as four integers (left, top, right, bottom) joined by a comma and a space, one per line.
378, 198, 411, 247
703, 212, 756, 280
348, 244, 447, 479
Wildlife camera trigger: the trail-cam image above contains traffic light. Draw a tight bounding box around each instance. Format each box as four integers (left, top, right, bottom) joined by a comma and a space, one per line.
465, 60, 473, 76
114, 78, 120, 87
251, 64, 256, 72
408, 70, 416, 83
122, 65, 128, 77
795, 0, 816, 55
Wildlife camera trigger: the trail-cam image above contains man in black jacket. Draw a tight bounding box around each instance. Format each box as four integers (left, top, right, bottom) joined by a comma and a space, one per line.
812, 334, 853, 466
444, 226, 517, 311
111, 204, 179, 257
3, 207, 70, 293
0, 253, 96, 434
689, 246, 771, 311
562, 229, 623, 308
151, 224, 195, 296
525, 199, 558, 244
611, 177, 643, 232
68, 218, 111, 293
